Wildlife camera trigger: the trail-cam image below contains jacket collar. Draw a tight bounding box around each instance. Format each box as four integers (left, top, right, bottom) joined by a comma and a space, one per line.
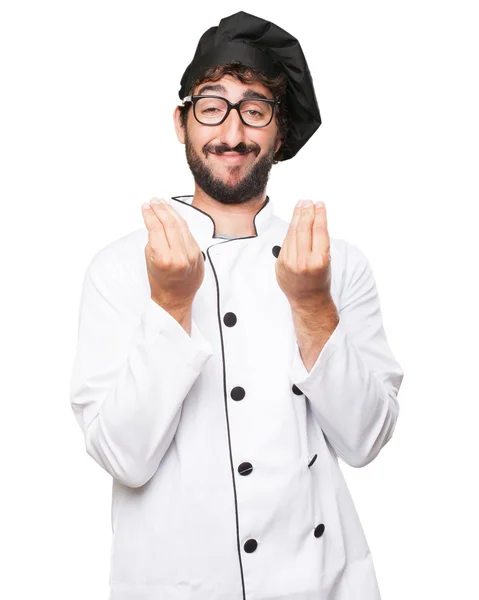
169, 195, 274, 243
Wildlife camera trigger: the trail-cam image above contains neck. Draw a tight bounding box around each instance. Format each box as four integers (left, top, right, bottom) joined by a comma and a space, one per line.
191, 185, 267, 237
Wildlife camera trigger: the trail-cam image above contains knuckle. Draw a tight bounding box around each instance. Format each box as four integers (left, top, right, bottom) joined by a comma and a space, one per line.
297, 261, 309, 274
150, 250, 170, 268
311, 258, 323, 270
175, 257, 190, 271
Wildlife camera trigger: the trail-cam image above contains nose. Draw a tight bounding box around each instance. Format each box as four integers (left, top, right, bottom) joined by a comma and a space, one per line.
217, 107, 247, 149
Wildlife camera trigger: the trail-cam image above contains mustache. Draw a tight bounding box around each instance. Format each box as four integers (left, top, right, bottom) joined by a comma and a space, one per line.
204, 142, 260, 158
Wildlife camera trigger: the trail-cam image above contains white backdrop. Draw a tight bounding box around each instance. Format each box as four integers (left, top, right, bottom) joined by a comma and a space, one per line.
1, 1, 478, 598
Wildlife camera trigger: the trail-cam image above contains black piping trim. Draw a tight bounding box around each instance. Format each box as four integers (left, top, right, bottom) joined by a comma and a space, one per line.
170, 194, 271, 239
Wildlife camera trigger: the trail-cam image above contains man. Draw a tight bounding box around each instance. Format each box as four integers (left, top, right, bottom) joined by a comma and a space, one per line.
69, 11, 404, 600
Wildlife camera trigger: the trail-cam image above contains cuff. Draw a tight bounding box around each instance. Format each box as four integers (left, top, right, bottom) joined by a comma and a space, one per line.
142, 298, 214, 371
290, 315, 347, 391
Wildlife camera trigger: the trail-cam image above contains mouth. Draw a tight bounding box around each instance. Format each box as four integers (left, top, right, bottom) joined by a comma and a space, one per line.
210, 151, 252, 164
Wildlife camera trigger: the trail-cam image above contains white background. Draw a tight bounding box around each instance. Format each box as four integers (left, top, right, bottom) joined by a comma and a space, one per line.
1, 1, 478, 598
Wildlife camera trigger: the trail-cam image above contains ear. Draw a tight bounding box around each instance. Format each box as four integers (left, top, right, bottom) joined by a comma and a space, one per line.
274, 135, 282, 154
173, 106, 186, 144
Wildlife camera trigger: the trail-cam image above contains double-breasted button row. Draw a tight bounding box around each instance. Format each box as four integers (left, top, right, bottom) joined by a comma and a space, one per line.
220, 253, 325, 554
222, 309, 257, 551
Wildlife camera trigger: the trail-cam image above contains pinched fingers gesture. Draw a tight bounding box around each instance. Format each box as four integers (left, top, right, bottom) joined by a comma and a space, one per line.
275, 199, 332, 309
141, 198, 204, 309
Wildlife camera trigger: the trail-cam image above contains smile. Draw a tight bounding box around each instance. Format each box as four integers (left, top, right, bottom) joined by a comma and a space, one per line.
211, 152, 252, 163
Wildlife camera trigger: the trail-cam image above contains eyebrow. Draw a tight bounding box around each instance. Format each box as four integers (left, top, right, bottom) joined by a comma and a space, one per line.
196, 83, 270, 100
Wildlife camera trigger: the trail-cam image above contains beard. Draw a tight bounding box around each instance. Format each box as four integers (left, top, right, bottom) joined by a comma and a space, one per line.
184, 128, 277, 205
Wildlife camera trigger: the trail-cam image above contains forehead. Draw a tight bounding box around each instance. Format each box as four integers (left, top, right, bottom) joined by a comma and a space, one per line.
193, 74, 273, 100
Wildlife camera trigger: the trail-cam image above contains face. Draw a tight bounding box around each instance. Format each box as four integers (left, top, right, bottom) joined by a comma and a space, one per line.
174, 75, 282, 205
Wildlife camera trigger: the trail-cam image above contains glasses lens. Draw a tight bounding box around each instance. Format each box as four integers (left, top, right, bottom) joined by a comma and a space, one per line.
195, 97, 228, 124
240, 100, 273, 126
194, 97, 273, 126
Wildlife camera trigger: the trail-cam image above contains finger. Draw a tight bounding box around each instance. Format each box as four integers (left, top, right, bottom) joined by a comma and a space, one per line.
149, 198, 188, 255
282, 199, 305, 260
312, 201, 330, 257
296, 200, 315, 261
141, 201, 170, 257
163, 201, 200, 261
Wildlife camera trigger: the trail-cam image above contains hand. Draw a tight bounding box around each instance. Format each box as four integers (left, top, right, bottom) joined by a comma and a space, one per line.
275, 199, 332, 309
141, 198, 205, 310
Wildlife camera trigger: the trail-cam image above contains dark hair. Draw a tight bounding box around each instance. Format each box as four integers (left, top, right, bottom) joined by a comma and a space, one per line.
179, 61, 289, 163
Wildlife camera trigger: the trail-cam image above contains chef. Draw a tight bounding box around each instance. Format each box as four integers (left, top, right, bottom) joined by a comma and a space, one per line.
69, 10, 404, 600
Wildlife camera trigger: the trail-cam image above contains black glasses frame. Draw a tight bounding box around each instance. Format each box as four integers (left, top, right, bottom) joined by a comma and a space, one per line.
181, 95, 281, 128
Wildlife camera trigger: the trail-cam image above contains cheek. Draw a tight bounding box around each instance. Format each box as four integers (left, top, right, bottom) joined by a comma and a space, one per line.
188, 122, 216, 151
255, 131, 277, 152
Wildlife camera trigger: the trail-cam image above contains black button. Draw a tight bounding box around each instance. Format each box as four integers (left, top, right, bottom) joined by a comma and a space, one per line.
201, 251, 206, 261
231, 387, 245, 401
224, 312, 237, 327
244, 539, 258, 553
292, 384, 303, 396
308, 454, 318, 468
238, 462, 253, 476
314, 524, 325, 538
272, 245, 281, 258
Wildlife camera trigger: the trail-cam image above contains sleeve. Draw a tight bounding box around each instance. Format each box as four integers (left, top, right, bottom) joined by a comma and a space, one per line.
69, 254, 214, 488
289, 242, 404, 468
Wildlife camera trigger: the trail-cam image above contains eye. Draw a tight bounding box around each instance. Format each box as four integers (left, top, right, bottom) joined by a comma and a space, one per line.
196, 98, 228, 119
240, 100, 268, 121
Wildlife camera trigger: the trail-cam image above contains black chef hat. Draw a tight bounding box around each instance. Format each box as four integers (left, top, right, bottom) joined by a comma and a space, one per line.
178, 11, 321, 161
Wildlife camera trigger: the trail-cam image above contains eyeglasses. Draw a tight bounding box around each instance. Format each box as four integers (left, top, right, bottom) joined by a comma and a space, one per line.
181, 95, 280, 128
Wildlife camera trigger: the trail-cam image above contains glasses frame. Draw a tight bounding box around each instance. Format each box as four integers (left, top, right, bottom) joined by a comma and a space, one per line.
181, 95, 281, 128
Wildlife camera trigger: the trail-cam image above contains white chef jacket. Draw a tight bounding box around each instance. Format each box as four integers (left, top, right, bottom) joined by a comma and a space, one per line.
69, 194, 404, 600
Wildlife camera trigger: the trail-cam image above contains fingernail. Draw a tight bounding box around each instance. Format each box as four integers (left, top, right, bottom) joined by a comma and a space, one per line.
297, 199, 305, 207
302, 199, 313, 207
315, 201, 324, 208
142, 203, 151, 210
